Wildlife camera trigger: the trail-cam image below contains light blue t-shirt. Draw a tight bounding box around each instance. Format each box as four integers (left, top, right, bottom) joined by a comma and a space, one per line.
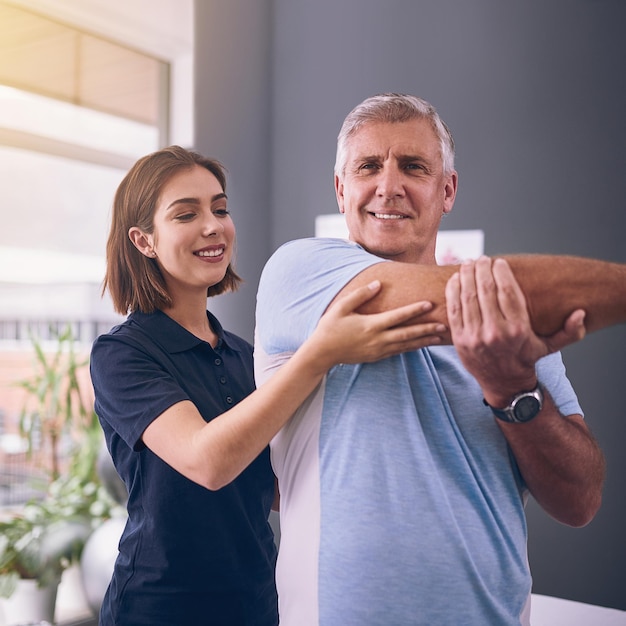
254, 237, 582, 626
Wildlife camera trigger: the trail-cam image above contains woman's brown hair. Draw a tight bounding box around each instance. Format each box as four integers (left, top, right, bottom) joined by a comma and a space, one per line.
103, 145, 242, 314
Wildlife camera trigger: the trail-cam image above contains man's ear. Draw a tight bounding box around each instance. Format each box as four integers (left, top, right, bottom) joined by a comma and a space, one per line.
128, 227, 156, 258
335, 174, 345, 214
442, 171, 458, 215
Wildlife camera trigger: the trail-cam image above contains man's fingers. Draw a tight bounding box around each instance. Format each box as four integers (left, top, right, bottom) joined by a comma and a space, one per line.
491, 258, 528, 321
543, 309, 587, 353
458, 259, 483, 330
445, 272, 462, 331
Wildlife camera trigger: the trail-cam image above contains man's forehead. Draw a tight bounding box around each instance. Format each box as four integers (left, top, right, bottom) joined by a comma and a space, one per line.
347, 119, 439, 159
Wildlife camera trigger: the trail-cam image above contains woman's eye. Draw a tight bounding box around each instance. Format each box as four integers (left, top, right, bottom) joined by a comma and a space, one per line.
175, 212, 195, 221
214, 208, 230, 217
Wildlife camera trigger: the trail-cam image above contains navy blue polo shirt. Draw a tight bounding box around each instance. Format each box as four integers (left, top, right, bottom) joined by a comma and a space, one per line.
90, 310, 278, 626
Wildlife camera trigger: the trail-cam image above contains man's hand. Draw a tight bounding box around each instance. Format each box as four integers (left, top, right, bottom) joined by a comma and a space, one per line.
445, 256, 586, 405
445, 256, 604, 526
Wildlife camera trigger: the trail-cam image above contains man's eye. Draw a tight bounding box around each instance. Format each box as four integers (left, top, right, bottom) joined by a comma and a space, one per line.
359, 163, 378, 171
405, 163, 428, 174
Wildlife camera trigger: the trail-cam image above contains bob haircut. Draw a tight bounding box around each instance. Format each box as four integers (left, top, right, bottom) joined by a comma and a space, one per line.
334, 93, 456, 178
103, 145, 242, 315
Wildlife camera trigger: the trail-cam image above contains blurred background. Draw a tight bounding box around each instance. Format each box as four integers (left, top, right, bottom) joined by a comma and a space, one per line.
0, 0, 192, 493
1, 0, 624, 613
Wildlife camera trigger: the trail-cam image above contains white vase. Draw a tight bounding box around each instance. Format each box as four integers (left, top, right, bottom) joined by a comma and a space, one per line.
0, 577, 58, 626
80, 515, 126, 614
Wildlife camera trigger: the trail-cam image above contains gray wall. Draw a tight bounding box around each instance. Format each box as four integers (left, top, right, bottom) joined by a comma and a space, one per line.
195, 0, 626, 610
193, 0, 273, 337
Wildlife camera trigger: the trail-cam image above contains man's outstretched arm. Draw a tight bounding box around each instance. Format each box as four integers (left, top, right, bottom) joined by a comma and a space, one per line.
345, 254, 626, 342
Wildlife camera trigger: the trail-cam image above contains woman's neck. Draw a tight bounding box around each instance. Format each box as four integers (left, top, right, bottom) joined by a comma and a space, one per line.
161, 296, 218, 347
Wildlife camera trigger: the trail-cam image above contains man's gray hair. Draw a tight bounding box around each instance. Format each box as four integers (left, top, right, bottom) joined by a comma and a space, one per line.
334, 93, 456, 178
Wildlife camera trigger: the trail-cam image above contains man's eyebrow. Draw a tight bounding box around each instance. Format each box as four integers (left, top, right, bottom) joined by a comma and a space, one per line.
350, 153, 429, 163
348, 154, 381, 167
397, 153, 429, 163
165, 192, 227, 211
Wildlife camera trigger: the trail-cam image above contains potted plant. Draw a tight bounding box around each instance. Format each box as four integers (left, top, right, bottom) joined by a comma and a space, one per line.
16, 325, 99, 483
0, 475, 121, 623
0, 493, 91, 619
0, 326, 123, 623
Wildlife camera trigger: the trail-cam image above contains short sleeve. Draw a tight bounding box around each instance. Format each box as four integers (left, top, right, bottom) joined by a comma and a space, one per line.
255, 237, 386, 354
536, 352, 583, 418
90, 331, 190, 449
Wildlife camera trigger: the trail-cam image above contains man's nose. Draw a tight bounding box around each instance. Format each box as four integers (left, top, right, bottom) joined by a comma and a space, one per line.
376, 167, 405, 198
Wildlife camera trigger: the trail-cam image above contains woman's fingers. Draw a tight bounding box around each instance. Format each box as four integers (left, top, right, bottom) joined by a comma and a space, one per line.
329, 280, 384, 314
331, 281, 444, 329
357, 323, 447, 361
321, 282, 449, 364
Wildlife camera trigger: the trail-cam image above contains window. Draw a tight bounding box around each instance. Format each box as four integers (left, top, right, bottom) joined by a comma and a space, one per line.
0, 1, 170, 506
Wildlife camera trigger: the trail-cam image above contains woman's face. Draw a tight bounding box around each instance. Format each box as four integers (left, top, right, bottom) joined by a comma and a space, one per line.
143, 165, 236, 298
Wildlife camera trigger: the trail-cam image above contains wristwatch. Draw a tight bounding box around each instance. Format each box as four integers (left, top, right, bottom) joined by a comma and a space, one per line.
483, 383, 544, 423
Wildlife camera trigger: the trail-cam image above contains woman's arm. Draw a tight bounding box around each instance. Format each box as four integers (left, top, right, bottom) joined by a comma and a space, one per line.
143, 282, 447, 490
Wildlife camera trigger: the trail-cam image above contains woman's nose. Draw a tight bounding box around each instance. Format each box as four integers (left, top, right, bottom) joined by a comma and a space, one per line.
202, 213, 224, 236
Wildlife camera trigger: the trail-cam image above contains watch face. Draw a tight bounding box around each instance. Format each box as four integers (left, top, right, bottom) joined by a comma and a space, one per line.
514, 395, 541, 422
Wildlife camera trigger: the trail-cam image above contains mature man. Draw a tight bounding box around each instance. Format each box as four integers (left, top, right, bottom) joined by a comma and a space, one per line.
254, 93, 626, 625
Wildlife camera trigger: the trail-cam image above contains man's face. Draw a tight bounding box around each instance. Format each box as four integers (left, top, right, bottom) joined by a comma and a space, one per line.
335, 119, 457, 265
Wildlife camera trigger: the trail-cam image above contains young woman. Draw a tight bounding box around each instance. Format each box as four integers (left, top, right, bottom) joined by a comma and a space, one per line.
89, 145, 446, 626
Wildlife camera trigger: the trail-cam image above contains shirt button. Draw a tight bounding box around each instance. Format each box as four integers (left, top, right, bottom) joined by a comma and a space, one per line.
220, 376, 227, 384
214, 358, 222, 366
226, 396, 233, 404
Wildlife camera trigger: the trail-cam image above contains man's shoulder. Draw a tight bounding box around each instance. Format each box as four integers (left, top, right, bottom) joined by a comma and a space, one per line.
265, 237, 370, 273
257, 238, 378, 349
271, 236, 359, 257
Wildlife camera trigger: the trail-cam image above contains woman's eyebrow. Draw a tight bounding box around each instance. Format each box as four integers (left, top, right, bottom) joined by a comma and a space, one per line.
166, 192, 227, 211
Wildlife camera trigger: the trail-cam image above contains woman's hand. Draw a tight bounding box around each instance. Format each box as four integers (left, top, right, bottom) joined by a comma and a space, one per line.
307, 280, 447, 370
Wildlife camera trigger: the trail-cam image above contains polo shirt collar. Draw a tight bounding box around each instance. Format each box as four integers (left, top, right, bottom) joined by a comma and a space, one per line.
129, 309, 241, 354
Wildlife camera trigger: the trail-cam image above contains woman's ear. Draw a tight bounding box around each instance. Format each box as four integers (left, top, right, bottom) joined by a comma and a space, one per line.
129, 227, 156, 258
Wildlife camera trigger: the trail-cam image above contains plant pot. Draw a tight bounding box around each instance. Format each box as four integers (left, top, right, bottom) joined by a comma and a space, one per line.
0, 577, 59, 626
81, 515, 127, 614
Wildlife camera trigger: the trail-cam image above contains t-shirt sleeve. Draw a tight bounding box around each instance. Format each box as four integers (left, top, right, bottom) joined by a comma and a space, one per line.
537, 351, 583, 418
255, 237, 386, 355
90, 331, 190, 450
